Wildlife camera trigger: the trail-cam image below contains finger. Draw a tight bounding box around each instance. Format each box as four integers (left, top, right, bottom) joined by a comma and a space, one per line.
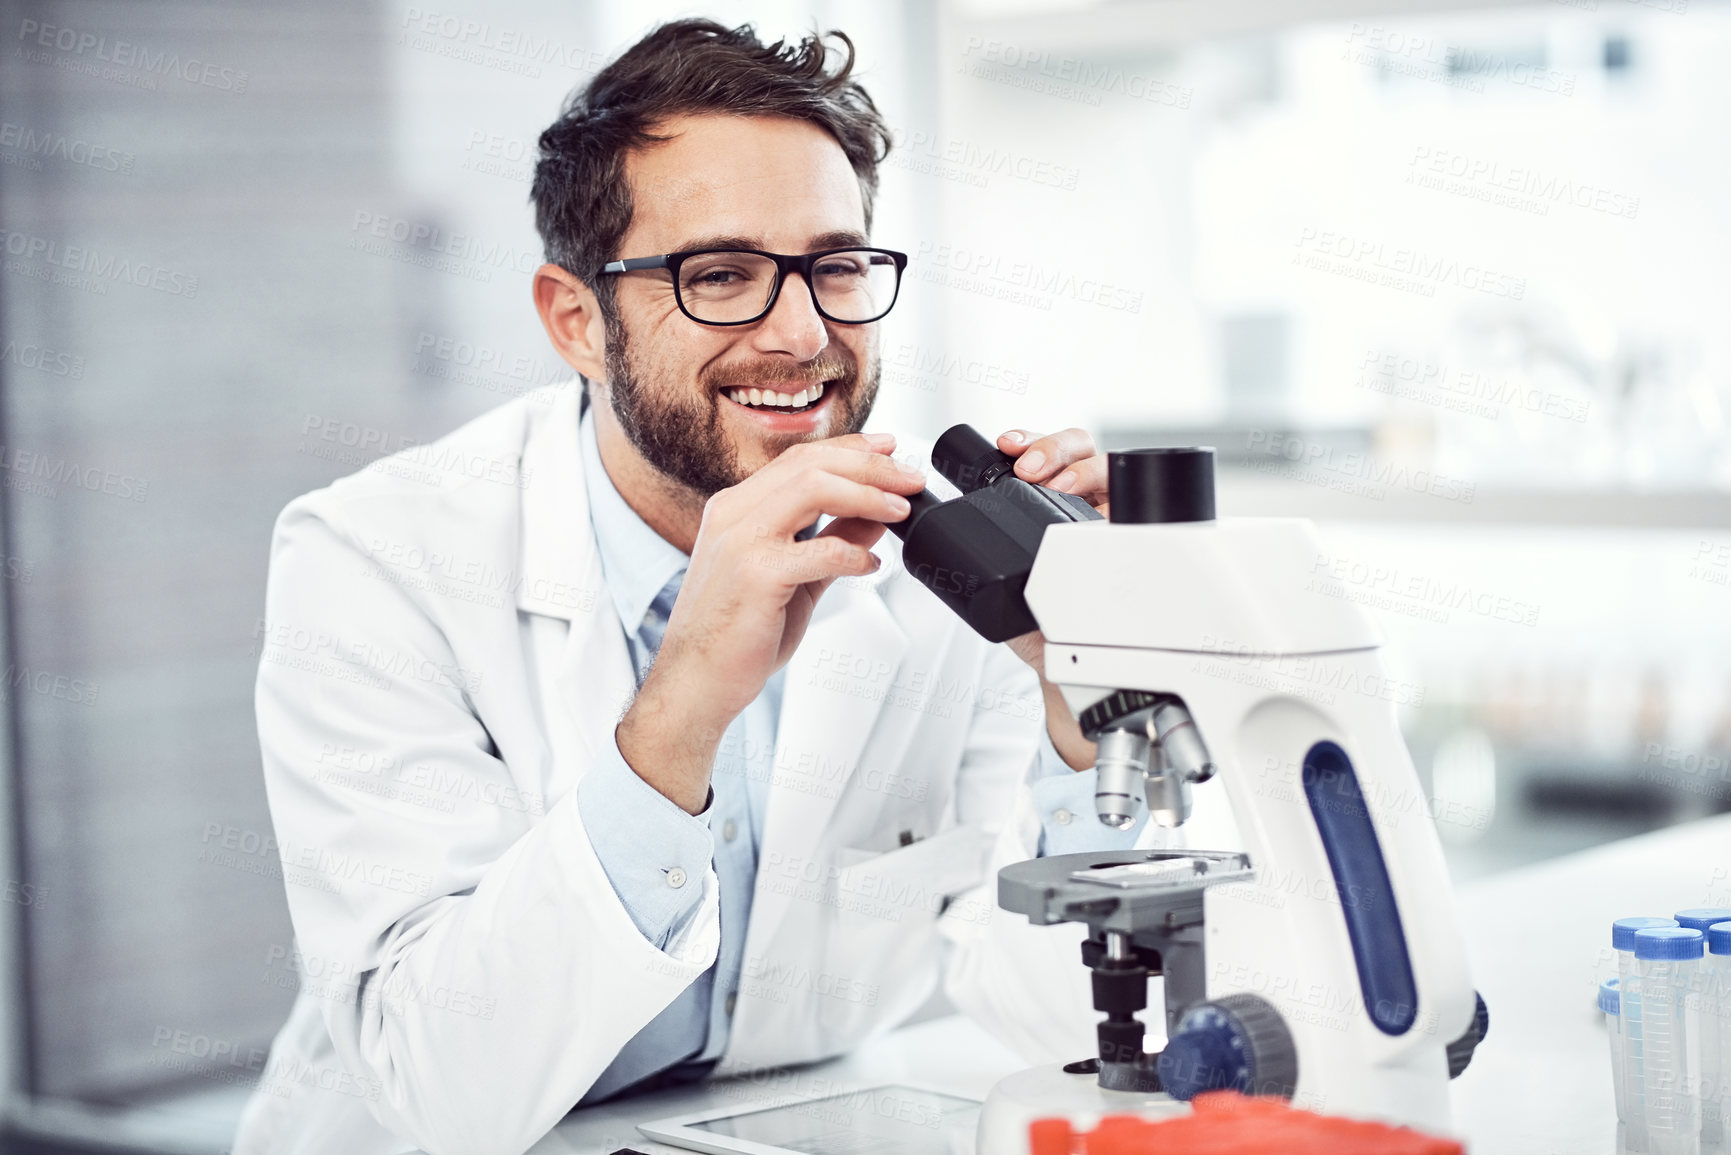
1010, 427, 1096, 483
765, 531, 884, 589
762, 442, 926, 495
744, 449, 926, 534
803, 518, 888, 597
817, 515, 888, 551
823, 430, 899, 456
740, 467, 917, 545
996, 429, 1041, 459
1045, 453, 1107, 498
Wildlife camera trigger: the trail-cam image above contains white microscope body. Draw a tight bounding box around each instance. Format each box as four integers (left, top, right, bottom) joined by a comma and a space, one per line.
1022, 515, 1479, 1126
890, 432, 1483, 1152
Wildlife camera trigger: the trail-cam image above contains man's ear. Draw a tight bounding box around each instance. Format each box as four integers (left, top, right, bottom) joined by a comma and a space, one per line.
533, 263, 608, 383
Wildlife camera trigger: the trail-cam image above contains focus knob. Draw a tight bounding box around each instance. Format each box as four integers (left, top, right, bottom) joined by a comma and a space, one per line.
1155, 994, 1298, 1101
1446, 991, 1490, 1078
1108, 446, 1215, 524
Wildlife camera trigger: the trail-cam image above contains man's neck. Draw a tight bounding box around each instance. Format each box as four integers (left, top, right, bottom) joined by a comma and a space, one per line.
590, 396, 706, 556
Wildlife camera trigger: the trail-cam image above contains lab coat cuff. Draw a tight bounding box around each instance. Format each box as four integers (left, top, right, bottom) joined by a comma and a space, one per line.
1030, 767, 1147, 857
577, 734, 715, 947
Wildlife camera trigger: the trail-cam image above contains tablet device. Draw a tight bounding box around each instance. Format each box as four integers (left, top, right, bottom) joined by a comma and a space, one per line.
637, 1083, 980, 1155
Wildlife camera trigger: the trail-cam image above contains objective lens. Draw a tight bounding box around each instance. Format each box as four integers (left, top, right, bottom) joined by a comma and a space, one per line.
1152, 702, 1216, 784
1143, 756, 1193, 828
1094, 729, 1149, 829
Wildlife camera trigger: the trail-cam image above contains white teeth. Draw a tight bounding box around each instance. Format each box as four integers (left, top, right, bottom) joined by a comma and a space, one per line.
727, 384, 829, 408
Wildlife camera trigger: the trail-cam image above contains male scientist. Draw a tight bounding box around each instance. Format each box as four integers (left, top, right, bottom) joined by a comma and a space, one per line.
235, 20, 1157, 1155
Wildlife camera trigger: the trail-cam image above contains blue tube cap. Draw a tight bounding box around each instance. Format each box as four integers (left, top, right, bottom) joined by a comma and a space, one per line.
1675, 908, 1731, 933
1599, 977, 1620, 1016
1614, 916, 1680, 951
1710, 924, 1731, 956
1635, 927, 1704, 960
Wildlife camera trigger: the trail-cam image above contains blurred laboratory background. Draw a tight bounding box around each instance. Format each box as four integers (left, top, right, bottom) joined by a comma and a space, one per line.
0, 0, 1725, 1149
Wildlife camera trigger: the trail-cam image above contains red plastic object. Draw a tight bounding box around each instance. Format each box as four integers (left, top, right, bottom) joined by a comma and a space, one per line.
1028, 1091, 1465, 1154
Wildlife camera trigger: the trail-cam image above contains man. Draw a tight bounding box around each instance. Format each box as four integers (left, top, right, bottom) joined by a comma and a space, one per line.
235, 21, 1160, 1155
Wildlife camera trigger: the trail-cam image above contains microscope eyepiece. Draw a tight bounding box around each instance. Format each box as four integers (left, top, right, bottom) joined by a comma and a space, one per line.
890, 424, 1100, 642
933, 424, 1016, 493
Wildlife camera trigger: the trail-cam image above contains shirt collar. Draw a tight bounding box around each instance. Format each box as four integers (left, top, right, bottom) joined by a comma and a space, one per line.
580, 404, 689, 635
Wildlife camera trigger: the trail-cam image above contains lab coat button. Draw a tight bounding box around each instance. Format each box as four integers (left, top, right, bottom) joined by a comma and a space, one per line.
666, 867, 688, 889
722, 819, 738, 843
1054, 808, 1074, 826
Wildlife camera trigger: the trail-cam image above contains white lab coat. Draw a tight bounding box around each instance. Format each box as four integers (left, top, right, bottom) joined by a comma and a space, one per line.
232, 382, 1120, 1155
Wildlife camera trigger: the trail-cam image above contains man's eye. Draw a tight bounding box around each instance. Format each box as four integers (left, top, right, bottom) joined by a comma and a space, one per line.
814, 259, 864, 278
691, 268, 746, 286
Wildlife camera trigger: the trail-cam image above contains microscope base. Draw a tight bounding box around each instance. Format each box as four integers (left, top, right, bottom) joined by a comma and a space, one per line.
976, 1061, 1189, 1154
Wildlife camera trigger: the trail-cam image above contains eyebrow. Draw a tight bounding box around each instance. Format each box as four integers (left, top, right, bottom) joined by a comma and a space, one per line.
670, 229, 871, 254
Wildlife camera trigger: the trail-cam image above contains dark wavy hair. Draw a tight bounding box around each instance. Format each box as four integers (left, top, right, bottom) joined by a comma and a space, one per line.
531, 19, 892, 318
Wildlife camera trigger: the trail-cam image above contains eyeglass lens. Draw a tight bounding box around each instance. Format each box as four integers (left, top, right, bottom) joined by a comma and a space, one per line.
676, 250, 899, 324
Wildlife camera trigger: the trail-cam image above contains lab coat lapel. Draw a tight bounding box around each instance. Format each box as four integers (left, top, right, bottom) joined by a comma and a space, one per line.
746, 574, 908, 952
515, 386, 634, 767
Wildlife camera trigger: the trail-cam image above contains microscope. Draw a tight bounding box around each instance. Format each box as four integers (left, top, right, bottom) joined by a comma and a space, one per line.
888, 426, 1487, 1151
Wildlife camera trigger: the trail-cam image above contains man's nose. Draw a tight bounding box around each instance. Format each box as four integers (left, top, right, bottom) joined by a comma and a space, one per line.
750, 272, 829, 362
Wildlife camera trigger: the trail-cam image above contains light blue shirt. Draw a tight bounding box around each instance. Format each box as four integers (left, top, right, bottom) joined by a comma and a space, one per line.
572, 403, 1142, 1103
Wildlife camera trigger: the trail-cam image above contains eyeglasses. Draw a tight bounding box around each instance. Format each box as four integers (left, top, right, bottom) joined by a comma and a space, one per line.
598, 246, 908, 326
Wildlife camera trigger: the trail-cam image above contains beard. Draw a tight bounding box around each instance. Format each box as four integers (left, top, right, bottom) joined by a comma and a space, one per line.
600, 310, 880, 499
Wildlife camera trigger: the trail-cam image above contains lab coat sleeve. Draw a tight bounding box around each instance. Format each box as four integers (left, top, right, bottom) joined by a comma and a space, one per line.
939, 641, 1179, 1064
254, 494, 720, 1155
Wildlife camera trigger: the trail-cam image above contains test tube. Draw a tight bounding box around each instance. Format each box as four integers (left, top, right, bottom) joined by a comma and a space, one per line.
1677, 913, 1731, 1153
1620, 917, 1684, 1152
1676, 911, 1731, 935
1622, 917, 1687, 986
1635, 926, 1705, 1155
1706, 924, 1731, 1155
1606, 978, 1626, 1121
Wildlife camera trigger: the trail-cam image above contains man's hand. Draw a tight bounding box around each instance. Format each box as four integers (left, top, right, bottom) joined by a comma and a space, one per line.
996, 427, 1109, 771
996, 427, 1110, 515
616, 432, 927, 813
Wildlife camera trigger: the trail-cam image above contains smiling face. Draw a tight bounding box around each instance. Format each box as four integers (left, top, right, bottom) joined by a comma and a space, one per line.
596, 114, 881, 498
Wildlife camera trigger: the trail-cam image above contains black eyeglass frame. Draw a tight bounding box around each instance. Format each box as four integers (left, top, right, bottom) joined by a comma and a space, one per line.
598, 246, 909, 327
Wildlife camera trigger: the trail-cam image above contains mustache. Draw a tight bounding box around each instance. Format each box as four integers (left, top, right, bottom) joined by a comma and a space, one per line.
703, 352, 858, 393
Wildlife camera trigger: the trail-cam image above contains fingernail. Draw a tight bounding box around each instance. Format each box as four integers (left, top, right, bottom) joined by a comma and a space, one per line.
1019, 450, 1046, 474
896, 458, 925, 478
886, 493, 911, 516
1001, 431, 1027, 445
1049, 470, 1076, 492
865, 432, 896, 448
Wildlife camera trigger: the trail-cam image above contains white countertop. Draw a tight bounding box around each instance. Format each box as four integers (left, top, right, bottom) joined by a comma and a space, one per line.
531, 813, 1731, 1154
1446, 812, 1731, 1154
526, 1013, 1019, 1153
